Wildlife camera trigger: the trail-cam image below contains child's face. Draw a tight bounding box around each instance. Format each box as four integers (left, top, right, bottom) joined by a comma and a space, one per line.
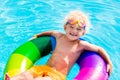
64, 24, 85, 41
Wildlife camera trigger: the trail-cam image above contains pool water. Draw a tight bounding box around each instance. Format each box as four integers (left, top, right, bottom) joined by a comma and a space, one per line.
0, 0, 120, 80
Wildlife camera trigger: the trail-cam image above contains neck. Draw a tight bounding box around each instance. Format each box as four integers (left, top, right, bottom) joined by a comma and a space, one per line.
64, 35, 78, 42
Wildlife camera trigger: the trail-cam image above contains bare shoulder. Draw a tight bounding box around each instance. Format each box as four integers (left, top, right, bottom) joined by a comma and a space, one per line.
52, 31, 63, 38
79, 40, 89, 46
79, 40, 100, 51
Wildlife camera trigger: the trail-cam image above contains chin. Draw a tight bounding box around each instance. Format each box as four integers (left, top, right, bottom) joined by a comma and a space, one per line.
67, 36, 78, 41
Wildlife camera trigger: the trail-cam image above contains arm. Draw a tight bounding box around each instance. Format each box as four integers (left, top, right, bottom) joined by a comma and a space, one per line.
35, 31, 55, 37
33, 30, 60, 38
81, 41, 113, 75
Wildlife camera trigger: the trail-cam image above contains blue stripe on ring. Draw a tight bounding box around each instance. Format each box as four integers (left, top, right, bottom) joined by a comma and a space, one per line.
50, 36, 56, 50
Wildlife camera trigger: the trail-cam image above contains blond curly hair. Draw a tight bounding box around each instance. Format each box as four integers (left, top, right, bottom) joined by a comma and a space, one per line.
64, 10, 90, 33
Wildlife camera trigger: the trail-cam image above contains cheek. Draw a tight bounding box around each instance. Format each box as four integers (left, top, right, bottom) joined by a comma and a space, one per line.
65, 28, 71, 33
78, 31, 84, 36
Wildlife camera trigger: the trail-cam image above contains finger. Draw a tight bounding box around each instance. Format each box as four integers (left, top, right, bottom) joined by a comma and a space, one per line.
106, 64, 111, 77
108, 70, 110, 77
29, 37, 34, 40
107, 64, 109, 72
5, 74, 10, 80
29, 37, 36, 40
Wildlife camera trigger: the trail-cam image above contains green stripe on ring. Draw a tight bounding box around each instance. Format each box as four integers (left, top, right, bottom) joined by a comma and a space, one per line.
31, 36, 52, 57
13, 41, 40, 63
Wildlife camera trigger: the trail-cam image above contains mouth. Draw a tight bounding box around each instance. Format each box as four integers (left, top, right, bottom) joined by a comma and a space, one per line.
69, 33, 77, 36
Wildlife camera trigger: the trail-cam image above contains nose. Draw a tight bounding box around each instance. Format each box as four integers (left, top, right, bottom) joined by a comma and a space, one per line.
71, 28, 77, 33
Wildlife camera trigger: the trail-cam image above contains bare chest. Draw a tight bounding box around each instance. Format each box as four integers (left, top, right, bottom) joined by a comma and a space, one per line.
47, 38, 82, 74
53, 38, 82, 60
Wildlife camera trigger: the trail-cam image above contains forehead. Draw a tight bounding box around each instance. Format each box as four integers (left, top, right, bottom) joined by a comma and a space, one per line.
68, 24, 83, 28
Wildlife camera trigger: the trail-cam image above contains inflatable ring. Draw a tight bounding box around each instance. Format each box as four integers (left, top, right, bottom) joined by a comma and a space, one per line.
3, 36, 108, 80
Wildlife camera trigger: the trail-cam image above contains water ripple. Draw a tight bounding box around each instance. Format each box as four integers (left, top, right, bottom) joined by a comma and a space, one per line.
0, 0, 120, 80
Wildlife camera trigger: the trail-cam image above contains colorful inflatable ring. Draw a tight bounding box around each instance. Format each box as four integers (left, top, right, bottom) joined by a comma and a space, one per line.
3, 36, 108, 80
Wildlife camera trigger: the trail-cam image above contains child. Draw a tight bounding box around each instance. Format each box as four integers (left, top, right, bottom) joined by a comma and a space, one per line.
5, 10, 112, 80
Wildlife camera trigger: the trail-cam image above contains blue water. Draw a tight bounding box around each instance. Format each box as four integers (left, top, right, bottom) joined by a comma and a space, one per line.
0, 0, 120, 80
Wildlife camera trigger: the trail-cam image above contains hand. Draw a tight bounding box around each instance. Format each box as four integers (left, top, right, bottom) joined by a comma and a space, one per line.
5, 73, 10, 80
107, 63, 112, 76
29, 35, 37, 40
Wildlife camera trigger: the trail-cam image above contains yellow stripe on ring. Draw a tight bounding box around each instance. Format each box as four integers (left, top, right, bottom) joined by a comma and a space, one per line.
6, 54, 33, 77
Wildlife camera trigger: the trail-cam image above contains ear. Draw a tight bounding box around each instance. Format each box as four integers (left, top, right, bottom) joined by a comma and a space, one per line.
82, 31, 85, 36
64, 25, 66, 30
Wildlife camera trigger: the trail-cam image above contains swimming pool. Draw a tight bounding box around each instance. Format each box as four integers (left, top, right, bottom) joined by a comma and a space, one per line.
0, 0, 120, 80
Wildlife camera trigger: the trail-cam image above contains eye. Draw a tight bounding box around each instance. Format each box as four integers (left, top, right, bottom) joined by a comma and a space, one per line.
77, 28, 82, 31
